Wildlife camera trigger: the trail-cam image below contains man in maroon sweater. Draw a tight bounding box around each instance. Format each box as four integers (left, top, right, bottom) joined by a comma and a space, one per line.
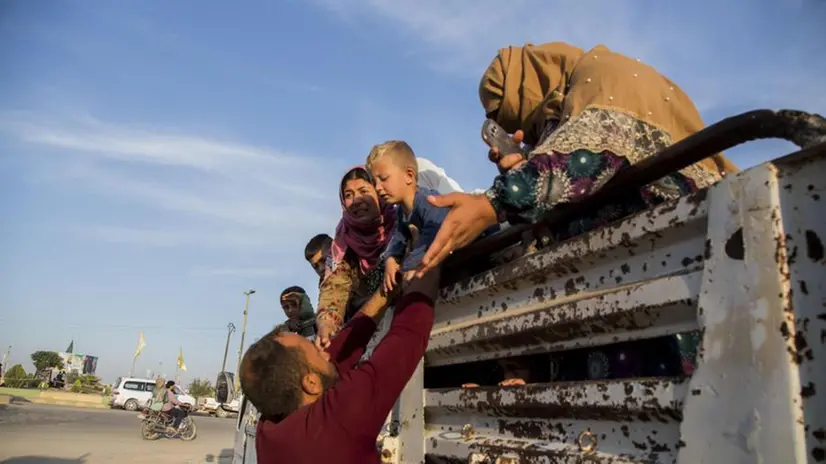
239, 271, 438, 464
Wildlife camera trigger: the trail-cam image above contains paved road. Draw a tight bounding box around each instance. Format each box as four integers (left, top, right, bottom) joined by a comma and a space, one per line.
0, 403, 237, 464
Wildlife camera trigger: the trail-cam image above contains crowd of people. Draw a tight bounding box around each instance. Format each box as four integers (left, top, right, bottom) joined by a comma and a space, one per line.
238, 41, 738, 463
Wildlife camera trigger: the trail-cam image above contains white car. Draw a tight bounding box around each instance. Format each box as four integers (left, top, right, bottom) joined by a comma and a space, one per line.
110, 377, 195, 411
201, 397, 240, 418
215, 397, 241, 418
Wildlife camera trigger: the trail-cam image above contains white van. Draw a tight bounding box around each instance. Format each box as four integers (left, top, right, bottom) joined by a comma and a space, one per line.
110, 377, 195, 411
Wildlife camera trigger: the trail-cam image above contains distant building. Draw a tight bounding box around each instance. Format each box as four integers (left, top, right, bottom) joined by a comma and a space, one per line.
59, 352, 98, 375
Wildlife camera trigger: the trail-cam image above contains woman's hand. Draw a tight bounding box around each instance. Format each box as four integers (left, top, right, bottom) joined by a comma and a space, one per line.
499, 377, 526, 387
461, 379, 526, 388
488, 129, 526, 173
314, 319, 338, 350
383, 257, 400, 293
415, 193, 498, 277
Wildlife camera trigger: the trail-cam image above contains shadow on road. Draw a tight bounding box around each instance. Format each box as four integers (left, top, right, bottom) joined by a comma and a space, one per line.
204, 448, 234, 463
0, 396, 32, 407
1, 453, 90, 464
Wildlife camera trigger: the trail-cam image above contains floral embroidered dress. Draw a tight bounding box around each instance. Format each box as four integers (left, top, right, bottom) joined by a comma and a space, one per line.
485, 113, 699, 240
478, 42, 740, 380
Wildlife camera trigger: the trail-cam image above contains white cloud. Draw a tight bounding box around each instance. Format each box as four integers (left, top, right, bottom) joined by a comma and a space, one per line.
1, 110, 346, 268
55, 162, 334, 231
2, 111, 292, 167
310, 0, 665, 73
309, 0, 826, 115
75, 224, 281, 250
78, 225, 198, 248
0, 110, 332, 199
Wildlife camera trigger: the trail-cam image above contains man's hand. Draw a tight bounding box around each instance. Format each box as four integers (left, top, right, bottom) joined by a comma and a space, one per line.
415, 193, 498, 278
488, 129, 526, 173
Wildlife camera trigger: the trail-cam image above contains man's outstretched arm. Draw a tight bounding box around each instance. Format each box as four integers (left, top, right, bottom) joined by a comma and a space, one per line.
324, 269, 439, 441
325, 286, 394, 372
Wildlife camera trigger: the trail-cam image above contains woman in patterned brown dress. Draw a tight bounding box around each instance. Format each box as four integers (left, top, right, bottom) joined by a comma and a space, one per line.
424, 42, 740, 381
314, 166, 392, 348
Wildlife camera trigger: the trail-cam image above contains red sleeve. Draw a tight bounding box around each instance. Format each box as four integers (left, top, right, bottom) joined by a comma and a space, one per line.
325, 312, 378, 373
321, 292, 434, 441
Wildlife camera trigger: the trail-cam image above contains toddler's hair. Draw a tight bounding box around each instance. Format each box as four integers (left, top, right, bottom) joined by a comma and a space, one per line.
366, 140, 418, 177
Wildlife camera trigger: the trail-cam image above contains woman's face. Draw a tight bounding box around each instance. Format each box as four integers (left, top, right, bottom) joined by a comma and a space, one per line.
341, 178, 380, 222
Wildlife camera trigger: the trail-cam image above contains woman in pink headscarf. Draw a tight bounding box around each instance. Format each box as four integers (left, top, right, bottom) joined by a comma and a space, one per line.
314, 166, 397, 348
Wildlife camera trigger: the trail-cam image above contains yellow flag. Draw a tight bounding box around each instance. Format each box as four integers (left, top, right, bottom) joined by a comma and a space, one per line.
177, 346, 187, 372
134, 331, 146, 359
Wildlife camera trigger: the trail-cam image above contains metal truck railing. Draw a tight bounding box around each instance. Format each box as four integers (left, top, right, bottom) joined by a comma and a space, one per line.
378, 109, 826, 463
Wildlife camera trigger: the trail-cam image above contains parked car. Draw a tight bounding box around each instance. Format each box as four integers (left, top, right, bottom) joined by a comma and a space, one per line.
214, 372, 242, 418
110, 377, 195, 411
200, 396, 240, 418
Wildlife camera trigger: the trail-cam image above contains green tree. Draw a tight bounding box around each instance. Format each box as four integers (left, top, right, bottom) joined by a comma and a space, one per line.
187, 378, 215, 403
30, 351, 64, 372
4, 364, 29, 388
79, 374, 103, 394
70, 379, 82, 393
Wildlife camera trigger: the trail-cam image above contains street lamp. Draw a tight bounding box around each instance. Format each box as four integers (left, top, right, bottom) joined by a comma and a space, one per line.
221, 322, 236, 373
235, 289, 255, 391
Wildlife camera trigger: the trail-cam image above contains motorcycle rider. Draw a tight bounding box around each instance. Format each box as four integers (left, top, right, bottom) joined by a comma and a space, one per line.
149, 377, 165, 410
161, 380, 187, 433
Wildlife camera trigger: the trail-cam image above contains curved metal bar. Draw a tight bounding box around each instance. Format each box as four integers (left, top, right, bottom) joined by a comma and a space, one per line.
444, 109, 826, 274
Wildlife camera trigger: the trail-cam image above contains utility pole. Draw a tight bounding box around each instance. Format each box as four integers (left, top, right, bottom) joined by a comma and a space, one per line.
221, 322, 236, 373
1, 346, 10, 378
235, 289, 255, 391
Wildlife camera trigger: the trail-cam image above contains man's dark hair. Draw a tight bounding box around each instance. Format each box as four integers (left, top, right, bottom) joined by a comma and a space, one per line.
165, 380, 175, 388
280, 286, 306, 299
240, 327, 307, 421
304, 234, 332, 262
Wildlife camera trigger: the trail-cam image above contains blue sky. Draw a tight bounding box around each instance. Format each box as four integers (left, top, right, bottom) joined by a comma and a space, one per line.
1, 0, 824, 386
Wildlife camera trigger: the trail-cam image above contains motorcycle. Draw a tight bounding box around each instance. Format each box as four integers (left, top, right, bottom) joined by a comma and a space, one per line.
137, 403, 198, 441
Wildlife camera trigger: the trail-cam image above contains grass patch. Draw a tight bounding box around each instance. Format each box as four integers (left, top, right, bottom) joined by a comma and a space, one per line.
0, 387, 43, 399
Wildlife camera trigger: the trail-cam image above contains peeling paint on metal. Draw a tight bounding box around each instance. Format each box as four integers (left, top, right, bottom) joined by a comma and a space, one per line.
379, 146, 826, 463
427, 272, 700, 366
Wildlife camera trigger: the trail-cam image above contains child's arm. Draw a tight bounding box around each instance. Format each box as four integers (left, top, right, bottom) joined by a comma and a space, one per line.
382, 223, 407, 292
402, 193, 449, 272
